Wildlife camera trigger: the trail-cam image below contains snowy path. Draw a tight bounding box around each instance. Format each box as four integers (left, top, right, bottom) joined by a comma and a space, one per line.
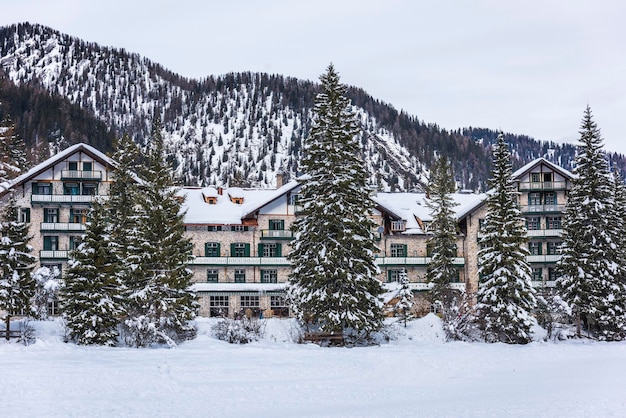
1, 319, 625, 417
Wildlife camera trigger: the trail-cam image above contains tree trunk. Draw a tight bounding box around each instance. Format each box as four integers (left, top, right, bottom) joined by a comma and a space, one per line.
5, 315, 10, 341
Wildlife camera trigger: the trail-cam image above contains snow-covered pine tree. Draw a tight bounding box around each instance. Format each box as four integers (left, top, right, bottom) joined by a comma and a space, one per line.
475, 133, 537, 344
123, 117, 197, 347
425, 155, 460, 322
394, 269, 413, 327
0, 115, 29, 184
60, 200, 123, 346
0, 192, 36, 338
107, 134, 142, 295
287, 64, 384, 339
556, 107, 625, 340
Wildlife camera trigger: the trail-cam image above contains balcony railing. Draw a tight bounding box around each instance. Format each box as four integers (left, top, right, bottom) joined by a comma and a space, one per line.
61, 170, 103, 180
531, 280, 557, 288
408, 282, 466, 291
40, 250, 69, 259
518, 181, 567, 191
191, 256, 290, 266
40, 222, 86, 232
260, 230, 294, 240
526, 229, 563, 237
521, 204, 566, 214
31, 194, 107, 204
375, 257, 465, 266
527, 254, 561, 263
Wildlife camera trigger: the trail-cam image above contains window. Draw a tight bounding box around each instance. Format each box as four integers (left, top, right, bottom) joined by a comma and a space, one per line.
546, 216, 562, 229
20, 208, 31, 223
270, 295, 289, 317
68, 161, 78, 171
532, 268, 543, 281
32, 182, 52, 195
240, 296, 259, 308
204, 242, 220, 257
528, 241, 542, 255
544, 192, 556, 205
528, 192, 541, 205
209, 296, 229, 317
231, 225, 249, 232
206, 269, 219, 283
531, 173, 540, 183
82, 183, 97, 196
231, 243, 250, 257
43, 208, 59, 223
543, 172, 553, 183
47, 299, 61, 316
82, 161, 93, 171
288, 194, 300, 205
234, 269, 246, 283
547, 241, 562, 255
387, 269, 404, 283
268, 219, 285, 230
43, 236, 59, 251
260, 243, 281, 257
261, 269, 277, 283
526, 217, 540, 230
548, 268, 560, 281
207, 225, 222, 232
390, 243, 407, 257
69, 236, 82, 251
70, 208, 88, 224
63, 182, 80, 195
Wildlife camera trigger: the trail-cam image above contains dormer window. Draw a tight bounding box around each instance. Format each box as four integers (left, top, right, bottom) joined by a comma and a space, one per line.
391, 220, 406, 232
68, 161, 78, 171
83, 162, 92, 171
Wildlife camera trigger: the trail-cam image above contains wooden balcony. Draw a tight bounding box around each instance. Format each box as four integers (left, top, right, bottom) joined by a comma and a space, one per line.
526, 229, 563, 237
408, 282, 466, 291
518, 181, 567, 191
191, 256, 290, 266
375, 257, 465, 266
61, 170, 103, 181
40, 222, 86, 232
521, 204, 566, 214
31, 194, 106, 205
527, 254, 561, 263
260, 230, 294, 240
531, 280, 557, 288
40, 250, 69, 259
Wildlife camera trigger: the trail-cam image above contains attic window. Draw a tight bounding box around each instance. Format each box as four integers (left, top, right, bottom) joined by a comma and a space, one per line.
391, 220, 406, 232
231, 197, 244, 205
205, 196, 217, 204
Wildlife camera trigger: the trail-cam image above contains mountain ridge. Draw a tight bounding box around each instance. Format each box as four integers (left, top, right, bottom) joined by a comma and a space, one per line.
1, 22, 624, 190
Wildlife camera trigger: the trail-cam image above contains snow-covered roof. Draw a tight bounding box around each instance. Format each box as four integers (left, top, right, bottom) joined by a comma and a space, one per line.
0, 143, 116, 195
512, 157, 574, 180
373, 192, 486, 233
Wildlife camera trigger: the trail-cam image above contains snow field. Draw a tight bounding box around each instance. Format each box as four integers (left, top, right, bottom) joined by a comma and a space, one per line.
1, 315, 625, 417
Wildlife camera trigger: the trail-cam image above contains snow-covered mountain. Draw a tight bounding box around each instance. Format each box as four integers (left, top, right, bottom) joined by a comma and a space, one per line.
0, 23, 432, 190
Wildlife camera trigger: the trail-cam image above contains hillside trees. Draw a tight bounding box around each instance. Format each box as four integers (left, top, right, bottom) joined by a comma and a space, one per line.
0, 114, 29, 184
425, 155, 460, 327
287, 64, 384, 340
475, 134, 537, 344
0, 192, 36, 338
556, 107, 626, 340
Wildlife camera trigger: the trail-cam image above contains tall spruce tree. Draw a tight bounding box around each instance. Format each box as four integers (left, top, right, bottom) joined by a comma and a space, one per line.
0, 115, 29, 184
425, 155, 460, 321
287, 64, 384, 338
0, 192, 36, 338
557, 107, 625, 340
61, 200, 123, 346
123, 117, 197, 347
476, 134, 537, 344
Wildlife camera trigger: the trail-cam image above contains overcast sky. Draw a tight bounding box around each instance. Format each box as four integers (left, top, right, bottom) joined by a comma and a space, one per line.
3, 0, 626, 154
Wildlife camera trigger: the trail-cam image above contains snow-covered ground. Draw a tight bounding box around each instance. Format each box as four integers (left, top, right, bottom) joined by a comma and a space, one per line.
1, 315, 625, 418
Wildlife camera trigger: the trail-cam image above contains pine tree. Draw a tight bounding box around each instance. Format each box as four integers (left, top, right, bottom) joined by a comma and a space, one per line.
287, 64, 384, 339
122, 117, 197, 347
475, 134, 537, 344
107, 134, 141, 294
425, 155, 460, 321
557, 107, 626, 340
394, 269, 414, 327
0, 115, 29, 184
0, 192, 36, 338
61, 200, 123, 346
